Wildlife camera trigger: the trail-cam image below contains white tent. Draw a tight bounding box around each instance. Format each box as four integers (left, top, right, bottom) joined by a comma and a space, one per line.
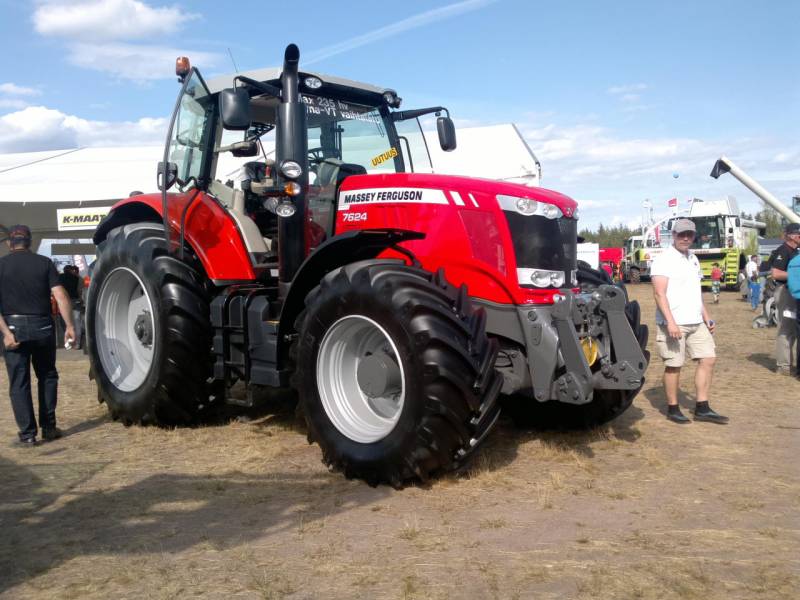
0, 123, 541, 206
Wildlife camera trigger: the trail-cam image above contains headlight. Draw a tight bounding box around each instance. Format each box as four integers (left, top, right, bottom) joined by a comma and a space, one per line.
515, 197, 538, 215
497, 194, 564, 219
304, 76, 322, 90
280, 160, 302, 179
550, 271, 565, 287
275, 199, 296, 217
543, 204, 560, 219
530, 270, 552, 287
519, 268, 567, 288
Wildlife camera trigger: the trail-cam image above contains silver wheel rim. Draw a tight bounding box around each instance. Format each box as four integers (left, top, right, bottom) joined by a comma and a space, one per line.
316, 315, 406, 443
95, 267, 155, 392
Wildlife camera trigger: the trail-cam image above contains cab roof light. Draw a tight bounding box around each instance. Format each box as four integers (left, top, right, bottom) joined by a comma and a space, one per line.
176, 56, 191, 82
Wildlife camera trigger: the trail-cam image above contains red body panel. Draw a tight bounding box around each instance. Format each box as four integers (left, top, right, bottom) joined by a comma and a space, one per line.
599, 247, 624, 265
110, 192, 256, 282
335, 173, 578, 305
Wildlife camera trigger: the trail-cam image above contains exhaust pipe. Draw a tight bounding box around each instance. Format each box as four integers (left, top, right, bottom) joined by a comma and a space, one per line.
276, 43, 309, 286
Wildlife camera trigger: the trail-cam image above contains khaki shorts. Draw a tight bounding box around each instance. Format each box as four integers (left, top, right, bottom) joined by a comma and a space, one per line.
656, 323, 716, 367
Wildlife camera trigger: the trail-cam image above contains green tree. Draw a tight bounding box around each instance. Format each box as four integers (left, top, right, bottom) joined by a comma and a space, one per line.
754, 207, 784, 238
579, 223, 637, 248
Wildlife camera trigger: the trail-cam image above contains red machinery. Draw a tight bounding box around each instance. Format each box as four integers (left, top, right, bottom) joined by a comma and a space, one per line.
86, 45, 649, 486
599, 247, 624, 281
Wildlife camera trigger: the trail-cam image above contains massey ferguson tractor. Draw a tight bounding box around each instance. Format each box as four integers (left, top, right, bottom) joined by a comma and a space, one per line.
86, 44, 649, 487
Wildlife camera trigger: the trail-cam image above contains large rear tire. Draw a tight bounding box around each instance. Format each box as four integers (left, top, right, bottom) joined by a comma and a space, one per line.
86, 223, 213, 425
294, 260, 501, 487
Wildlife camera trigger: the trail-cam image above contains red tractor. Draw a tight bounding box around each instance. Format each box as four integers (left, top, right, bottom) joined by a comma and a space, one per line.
86, 45, 649, 486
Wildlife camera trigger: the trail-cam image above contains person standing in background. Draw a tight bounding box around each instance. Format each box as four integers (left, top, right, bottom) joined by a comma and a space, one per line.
0, 225, 75, 446
58, 265, 84, 349
745, 254, 759, 309
769, 223, 800, 375
710, 262, 723, 304
651, 219, 728, 425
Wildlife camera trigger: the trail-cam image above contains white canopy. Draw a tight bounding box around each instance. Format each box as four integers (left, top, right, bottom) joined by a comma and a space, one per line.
0, 123, 541, 205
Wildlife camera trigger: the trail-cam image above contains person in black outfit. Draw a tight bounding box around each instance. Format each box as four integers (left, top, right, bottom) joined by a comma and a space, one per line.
58, 265, 84, 349
769, 223, 800, 375
0, 225, 75, 446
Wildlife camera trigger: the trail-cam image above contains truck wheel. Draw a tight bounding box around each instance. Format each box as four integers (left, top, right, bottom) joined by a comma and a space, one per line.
294, 260, 501, 487
86, 223, 213, 425
630, 268, 641, 284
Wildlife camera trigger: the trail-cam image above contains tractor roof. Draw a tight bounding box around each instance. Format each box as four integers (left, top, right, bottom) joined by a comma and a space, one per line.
205, 68, 391, 99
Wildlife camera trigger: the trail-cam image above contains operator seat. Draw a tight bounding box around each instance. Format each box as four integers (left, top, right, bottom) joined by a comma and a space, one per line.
316, 158, 367, 190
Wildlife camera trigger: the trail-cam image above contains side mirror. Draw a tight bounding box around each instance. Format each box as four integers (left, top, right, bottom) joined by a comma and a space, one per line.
220, 88, 251, 130
437, 116, 457, 152
157, 161, 178, 191
230, 140, 259, 157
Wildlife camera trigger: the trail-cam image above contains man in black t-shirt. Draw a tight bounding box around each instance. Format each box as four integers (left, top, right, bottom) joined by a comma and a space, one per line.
769, 223, 800, 375
0, 225, 75, 445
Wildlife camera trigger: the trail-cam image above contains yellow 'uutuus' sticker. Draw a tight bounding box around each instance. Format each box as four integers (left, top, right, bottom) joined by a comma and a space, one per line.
371, 147, 398, 167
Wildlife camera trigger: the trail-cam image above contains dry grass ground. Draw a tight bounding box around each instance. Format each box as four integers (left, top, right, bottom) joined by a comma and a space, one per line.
1, 285, 798, 599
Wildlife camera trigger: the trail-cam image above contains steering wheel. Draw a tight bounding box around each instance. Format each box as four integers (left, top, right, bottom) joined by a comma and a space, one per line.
308, 147, 326, 166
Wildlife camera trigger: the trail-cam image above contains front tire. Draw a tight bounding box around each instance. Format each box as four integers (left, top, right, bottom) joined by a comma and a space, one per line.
86, 223, 213, 425
294, 261, 501, 487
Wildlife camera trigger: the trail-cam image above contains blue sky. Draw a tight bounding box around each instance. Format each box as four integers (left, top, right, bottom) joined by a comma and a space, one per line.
1, 0, 798, 228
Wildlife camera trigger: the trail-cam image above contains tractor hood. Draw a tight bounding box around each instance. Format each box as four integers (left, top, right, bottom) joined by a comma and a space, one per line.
338, 172, 578, 218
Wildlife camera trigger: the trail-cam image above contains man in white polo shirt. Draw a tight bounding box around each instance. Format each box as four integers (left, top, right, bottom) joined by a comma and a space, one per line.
651, 218, 728, 424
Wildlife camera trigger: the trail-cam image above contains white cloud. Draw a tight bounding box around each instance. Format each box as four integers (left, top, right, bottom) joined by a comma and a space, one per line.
607, 83, 648, 95
515, 117, 800, 229
619, 93, 640, 104
32, 0, 196, 41
0, 105, 166, 153
0, 99, 30, 110
305, 0, 498, 64
66, 42, 222, 82
0, 83, 41, 96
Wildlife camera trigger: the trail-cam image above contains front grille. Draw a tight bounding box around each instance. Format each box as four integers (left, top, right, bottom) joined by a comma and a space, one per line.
503, 212, 577, 283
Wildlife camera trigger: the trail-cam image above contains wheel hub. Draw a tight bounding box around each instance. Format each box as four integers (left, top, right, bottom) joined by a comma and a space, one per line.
316, 315, 406, 443
357, 350, 402, 399
133, 312, 153, 346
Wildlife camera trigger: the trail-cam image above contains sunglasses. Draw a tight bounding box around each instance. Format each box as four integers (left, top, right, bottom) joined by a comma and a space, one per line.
675, 231, 695, 239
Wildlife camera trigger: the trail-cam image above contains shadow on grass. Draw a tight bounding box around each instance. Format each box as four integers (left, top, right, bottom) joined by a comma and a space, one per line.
643, 386, 697, 416
480, 392, 647, 465
0, 455, 389, 594
746, 352, 775, 372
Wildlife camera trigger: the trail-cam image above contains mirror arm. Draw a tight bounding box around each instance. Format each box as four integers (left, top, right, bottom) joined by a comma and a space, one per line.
391, 106, 449, 122
235, 76, 282, 98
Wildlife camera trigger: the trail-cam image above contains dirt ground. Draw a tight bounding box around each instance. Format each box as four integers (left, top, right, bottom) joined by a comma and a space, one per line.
0, 284, 798, 599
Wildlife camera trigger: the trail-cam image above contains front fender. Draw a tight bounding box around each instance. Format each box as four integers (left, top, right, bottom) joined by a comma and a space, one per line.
277, 228, 425, 362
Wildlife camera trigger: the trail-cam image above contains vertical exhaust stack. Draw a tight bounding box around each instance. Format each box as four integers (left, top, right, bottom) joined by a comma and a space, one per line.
276, 43, 309, 286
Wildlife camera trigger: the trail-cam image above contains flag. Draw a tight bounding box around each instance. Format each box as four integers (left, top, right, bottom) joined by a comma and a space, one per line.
668, 198, 678, 208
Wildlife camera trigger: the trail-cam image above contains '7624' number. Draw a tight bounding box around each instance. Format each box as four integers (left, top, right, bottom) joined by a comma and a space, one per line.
342, 212, 368, 222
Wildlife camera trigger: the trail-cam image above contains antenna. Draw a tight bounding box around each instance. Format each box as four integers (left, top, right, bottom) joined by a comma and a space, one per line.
227, 48, 239, 73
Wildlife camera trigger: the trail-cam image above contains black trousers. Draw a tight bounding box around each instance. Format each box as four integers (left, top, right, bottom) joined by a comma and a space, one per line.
3, 315, 59, 440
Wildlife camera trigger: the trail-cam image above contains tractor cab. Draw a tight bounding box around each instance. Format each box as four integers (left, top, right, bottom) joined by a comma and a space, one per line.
160, 51, 456, 281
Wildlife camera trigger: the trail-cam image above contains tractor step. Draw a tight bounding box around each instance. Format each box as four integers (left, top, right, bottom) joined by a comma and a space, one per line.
211, 285, 290, 395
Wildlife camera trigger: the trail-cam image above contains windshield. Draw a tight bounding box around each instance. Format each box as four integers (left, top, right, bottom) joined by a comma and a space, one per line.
303, 95, 402, 174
